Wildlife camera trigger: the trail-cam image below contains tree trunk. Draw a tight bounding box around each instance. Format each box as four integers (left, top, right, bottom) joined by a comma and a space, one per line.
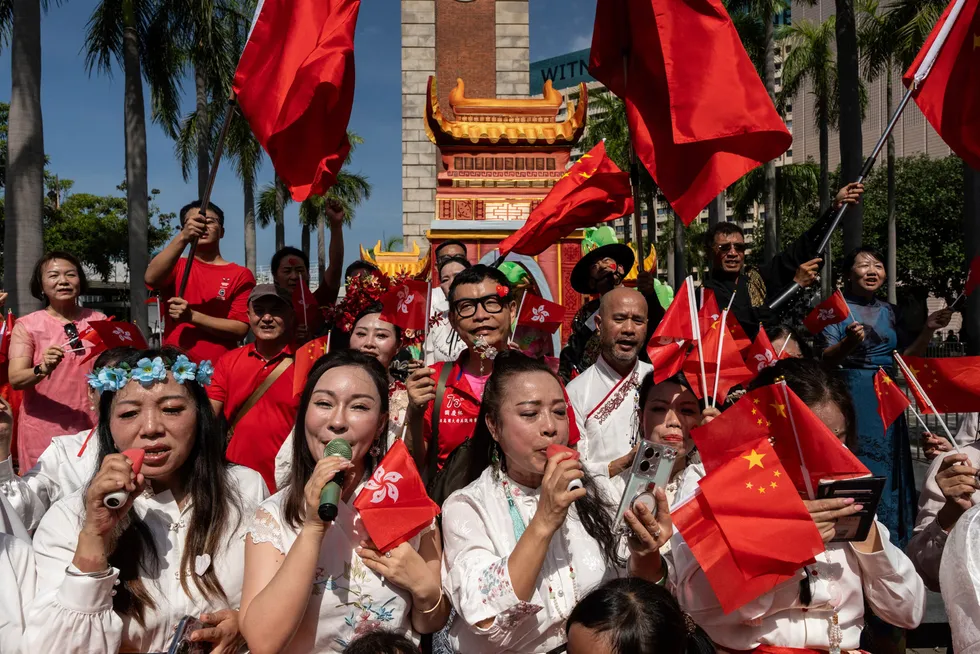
964, 162, 979, 357
243, 176, 256, 275
122, 0, 149, 334
672, 215, 686, 290
763, 16, 778, 260
819, 109, 832, 300
301, 224, 311, 260
4, 0, 45, 315
317, 215, 327, 275
885, 65, 897, 305
835, 0, 864, 253
707, 192, 725, 228
195, 67, 209, 199
274, 175, 286, 250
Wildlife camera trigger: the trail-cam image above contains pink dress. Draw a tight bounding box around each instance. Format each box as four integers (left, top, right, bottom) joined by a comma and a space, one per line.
8, 308, 106, 473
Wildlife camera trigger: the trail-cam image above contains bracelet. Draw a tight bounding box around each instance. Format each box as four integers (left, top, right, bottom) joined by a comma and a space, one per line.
416, 592, 444, 615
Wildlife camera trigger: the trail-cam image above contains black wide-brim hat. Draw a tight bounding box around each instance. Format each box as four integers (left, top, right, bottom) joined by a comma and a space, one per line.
571, 243, 636, 295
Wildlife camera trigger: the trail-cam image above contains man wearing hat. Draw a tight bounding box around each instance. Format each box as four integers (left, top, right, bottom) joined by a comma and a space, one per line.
559, 226, 665, 383
208, 284, 299, 492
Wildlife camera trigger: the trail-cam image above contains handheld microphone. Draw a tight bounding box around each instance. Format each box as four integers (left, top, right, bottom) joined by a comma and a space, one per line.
104, 448, 145, 509
318, 439, 353, 522
546, 444, 584, 494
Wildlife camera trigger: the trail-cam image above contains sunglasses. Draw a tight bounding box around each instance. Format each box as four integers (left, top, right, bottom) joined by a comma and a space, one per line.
64, 322, 81, 351
713, 242, 747, 254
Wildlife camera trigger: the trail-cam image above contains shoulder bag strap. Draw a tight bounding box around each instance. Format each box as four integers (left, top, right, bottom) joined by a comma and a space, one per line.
229, 356, 294, 432
422, 363, 453, 485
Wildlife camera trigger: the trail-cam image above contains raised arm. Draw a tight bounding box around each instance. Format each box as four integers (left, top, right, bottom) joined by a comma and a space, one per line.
313, 201, 345, 307
145, 213, 206, 288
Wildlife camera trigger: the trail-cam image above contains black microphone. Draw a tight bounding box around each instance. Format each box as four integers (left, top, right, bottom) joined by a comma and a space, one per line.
318, 439, 352, 522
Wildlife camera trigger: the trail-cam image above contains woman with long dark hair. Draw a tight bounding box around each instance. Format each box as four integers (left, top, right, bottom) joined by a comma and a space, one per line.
442, 351, 670, 653
240, 350, 449, 653
25, 346, 267, 652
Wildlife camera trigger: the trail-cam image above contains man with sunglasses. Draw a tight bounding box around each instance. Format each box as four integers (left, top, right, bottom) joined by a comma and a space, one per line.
704, 182, 865, 338
404, 265, 580, 479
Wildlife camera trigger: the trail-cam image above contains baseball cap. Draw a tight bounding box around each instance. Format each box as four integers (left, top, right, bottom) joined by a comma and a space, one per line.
249, 284, 293, 308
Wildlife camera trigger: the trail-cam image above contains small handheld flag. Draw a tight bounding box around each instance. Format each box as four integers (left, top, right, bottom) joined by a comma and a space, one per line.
803, 290, 850, 335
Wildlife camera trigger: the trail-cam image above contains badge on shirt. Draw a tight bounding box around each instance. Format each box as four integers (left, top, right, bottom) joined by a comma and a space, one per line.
218, 277, 231, 300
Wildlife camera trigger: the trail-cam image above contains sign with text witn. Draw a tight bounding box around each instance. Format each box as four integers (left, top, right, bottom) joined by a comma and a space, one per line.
530, 48, 594, 96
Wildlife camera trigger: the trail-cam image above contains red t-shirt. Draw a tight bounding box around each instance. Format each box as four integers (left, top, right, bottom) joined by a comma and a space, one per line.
208, 343, 298, 491
160, 258, 255, 363
422, 355, 580, 468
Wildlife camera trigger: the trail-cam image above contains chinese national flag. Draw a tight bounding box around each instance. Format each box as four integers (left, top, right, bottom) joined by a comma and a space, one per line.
683, 311, 752, 405
292, 283, 323, 332
902, 356, 980, 414
293, 335, 330, 397
646, 336, 690, 384
517, 293, 564, 335
745, 327, 778, 375
379, 280, 429, 332
589, 0, 791, 225
674, 438, 823, 614
965, 256, 980, 297
874, 368, 911, 433
233, 0, 359, 202
88, 321, 148, 351
692, 383, 870, 495
498, 141, 634, 258
698, 290, 723, 338
652, 278, 698, 342
353, 440, 440, 553
802, 290, 850, 334
902, 0, 980, 168
0, 312, 15, 363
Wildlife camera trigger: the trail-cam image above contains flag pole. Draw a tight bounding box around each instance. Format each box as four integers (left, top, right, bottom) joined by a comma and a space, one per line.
510, 291, 527, 348
622, 55, 645, 272
879, 366, 937, 447
711, 292, 738, 408
178, 95, 238, 298
688, 278, 710, 402
769, 87, 915, 311
776, 332, 791, 358
893, 352, 957, 447
778, 380, 816, 500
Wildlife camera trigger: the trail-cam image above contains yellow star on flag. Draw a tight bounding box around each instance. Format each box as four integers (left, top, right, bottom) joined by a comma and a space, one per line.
757, 418, 764, 426
770, 481, 778, 489
753, 398, 760, 405
773, 470, 781, 478
743, 449, 766, 469
746, 482, 753, 489
560, 172, 570, 179
771, 402, 788, 418
751, 408, 758, 415
882, 375, 893, 384
910, 366, 921, 377
758, 486, 766, 494
579, 171, 592, 179
580, 153, 593, 159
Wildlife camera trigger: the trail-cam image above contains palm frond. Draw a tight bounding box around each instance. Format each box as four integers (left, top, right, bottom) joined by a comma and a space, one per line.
256, 180, 289, 229
84, 0, 124, 76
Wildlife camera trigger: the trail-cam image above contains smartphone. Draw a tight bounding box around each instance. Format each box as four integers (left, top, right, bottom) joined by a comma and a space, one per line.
816, 476, 886, 542
167, 616, 212, 654
614, 440, 677, 530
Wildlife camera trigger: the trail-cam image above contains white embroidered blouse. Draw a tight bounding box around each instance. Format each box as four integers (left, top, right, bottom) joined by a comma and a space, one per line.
0, 533, 35, 654
25, 466, 268, 654
247, 485, 429, 652
442, 467, 629, 653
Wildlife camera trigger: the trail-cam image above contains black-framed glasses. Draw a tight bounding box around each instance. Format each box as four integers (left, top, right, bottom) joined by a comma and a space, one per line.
713, 242, 747, 254
452, 294, 505, 318
64, 322, 81, 350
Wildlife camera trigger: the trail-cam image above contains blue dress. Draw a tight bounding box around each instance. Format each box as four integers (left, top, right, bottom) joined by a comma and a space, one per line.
820, 294, 916, 548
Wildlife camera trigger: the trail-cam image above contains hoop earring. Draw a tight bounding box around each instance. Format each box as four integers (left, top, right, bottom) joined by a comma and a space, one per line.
369, 439, 382, 459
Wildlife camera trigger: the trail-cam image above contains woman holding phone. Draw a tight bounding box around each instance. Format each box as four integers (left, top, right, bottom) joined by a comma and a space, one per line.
26, 347, 267, 653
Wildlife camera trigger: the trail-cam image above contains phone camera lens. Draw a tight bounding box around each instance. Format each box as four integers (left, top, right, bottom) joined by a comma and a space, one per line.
644, 447, 654, 459
639, 460, 650, 472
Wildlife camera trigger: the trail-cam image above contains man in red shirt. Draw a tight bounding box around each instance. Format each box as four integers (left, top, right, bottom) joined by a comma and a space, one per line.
145, 201, 255, 363
405, 265, 579, 475
208, 284, 298, 491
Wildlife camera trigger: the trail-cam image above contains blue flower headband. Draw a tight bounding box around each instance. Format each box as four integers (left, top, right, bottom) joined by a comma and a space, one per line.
87, 355, 214, 394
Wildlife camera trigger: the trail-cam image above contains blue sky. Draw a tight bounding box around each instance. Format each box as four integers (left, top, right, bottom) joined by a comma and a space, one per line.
0, 0, 595, 273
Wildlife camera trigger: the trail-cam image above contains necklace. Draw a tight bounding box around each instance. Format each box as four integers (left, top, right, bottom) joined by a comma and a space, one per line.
815, 550, 843, 654
499, 476, 579, 622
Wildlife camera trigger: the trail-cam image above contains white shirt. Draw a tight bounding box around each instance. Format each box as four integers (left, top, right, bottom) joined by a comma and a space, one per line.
0, 533, 36, 654
247, 483, 428, 652
424, 312, 466, 366
0, 429, 98, 532
26, 466, 268, 654
442, 467, 628, 653
566, 357, 652, 487
940, 503, 980, 654
670, 469, 925, 651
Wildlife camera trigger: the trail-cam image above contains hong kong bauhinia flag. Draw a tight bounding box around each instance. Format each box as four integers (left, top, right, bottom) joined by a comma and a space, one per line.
746, 327, 778, 375
88, 321, 148, 351
233, 0, 359, 202
902, 0, 980, 168
379, 280, 429, 332
498, 141, 634, 258
803, 290, 850, 334
589, 0, 791, 225
516, 293, 564, 335
354, 440, 440, 553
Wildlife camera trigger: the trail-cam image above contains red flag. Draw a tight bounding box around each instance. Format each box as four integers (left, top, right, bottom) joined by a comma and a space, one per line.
692, 383, 870, 495
966, 256, 980, 297
88, 321, 148, 351
498, 142, 634, 258
745, 327, 778, 375
293, 335, 330, 397
353, 440, 440, 553
292, 283, 322, 331
698, 290, 722, 339
674, 438, 823, 614
874, 368, 911, 433
516, 293, 564, 335
802, 290, 850, 334
683, 312, 752, 405
646, 337, 690, 383
233, 0, 359, 202
652, 278, 698, 342
78, 325, 108, 364
901, 356, 980, 414
0, 312, 15, 363
902, 0, 980, 168
589, 0, 791, 225
379, 280, 428, 332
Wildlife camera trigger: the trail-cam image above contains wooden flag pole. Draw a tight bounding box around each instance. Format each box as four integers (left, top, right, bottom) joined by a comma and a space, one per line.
622, 55, 645, 272
893, 352, 957, 447
178, 95, 239, 298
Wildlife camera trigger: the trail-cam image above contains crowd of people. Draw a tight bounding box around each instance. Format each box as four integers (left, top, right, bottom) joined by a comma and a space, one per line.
0, 182, 975, 654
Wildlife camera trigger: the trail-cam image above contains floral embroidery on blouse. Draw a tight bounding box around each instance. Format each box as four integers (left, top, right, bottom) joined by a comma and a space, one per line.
479, 558, 514, 607
590, 369, 641, 425
247, 508, 285, 554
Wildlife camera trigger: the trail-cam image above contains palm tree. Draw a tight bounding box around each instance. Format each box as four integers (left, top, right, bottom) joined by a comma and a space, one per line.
730, 162, 820, 229
834, 0, 865, 253
85, 0, 182, 334
225, 110, 262, 274
4, 0, 45, 314
257, 175, 287, 250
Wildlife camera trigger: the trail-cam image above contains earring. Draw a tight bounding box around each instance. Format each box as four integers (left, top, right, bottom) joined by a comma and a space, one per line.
369, 439, 382, 458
